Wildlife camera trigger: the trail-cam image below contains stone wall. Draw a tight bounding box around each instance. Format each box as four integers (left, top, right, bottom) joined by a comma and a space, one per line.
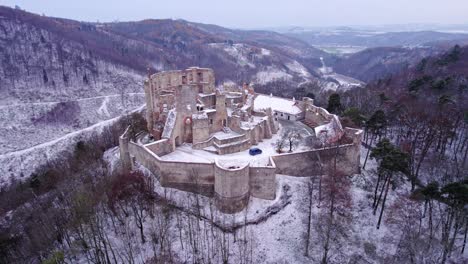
149, 67, 215, 94
304, 103, 334, 126
120, 125, 362, 213
119, 127, 132, 173
249, 157, 276, 200
272, 143, 359, 177
198, 93, 216, 108
145, 139, 172, 156
215, 139, 250, 155
127, 141, 215, 195
192, 116, 210, 144
213, 93, 228, 131
214, 160, 250, 213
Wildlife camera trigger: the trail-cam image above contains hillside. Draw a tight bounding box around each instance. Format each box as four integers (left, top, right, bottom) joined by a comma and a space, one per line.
331, 46, 443, 82
363, 44, 468, 102
341, 44, 467, 187
0, 6, 353, 107
285, 29, 468, 48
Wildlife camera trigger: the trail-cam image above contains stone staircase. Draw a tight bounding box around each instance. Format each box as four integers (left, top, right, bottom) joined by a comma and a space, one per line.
203, 132, 250, 155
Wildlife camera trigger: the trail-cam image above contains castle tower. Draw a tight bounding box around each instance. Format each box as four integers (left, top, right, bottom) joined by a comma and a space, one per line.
214, 91, 228, 129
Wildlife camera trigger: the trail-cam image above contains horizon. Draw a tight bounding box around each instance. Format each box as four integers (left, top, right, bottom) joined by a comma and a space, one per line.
1, 0, 468, 30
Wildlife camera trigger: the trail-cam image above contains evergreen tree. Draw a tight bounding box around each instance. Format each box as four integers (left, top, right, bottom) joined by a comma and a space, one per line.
327, 93, 343, 114
366, 110, 387, 136
363, 109, 388, 169
370, 138, 410, 229
343, 107, 366, 127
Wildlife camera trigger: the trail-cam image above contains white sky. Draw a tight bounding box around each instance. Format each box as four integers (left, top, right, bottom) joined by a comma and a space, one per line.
1, 0, 467, 28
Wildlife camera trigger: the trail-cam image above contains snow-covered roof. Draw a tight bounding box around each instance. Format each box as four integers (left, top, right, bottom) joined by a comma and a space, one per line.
254, 94, 302, 115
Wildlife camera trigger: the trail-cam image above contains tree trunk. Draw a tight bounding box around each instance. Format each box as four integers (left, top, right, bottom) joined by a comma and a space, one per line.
373, 174, 388, 215
363, 134, 375, 170
305, 178, 314, 257
372, 172, 382, 209
462, 220, 467, 254
377, 175, 391, 229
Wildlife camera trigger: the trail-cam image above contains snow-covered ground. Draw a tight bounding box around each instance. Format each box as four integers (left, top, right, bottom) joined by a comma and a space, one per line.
254, 66, 293, 85
160, 122, 311, 166
318, 57, 365, 91
315, 45, 367, 56
254, 93, 302, 115
0, 93, 145, 153
0, 102, 145, 188
209, 43, 258, 68
31, 134, 463, 264
285, 60, 312, 78
92, 144, 426, 263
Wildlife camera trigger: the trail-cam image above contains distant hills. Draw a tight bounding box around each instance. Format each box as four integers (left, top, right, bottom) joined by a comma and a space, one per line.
279, 25, 468, 48
1, 5, 468, 105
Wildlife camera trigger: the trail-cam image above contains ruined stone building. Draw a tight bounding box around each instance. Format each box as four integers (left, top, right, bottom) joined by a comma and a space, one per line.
120, 67, 363, 213
143, 67, 279, 154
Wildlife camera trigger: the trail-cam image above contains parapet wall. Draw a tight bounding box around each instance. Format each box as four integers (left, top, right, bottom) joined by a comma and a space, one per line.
272, 143, 359, 177
305, 104, 334, 126
145, 139, 172, 156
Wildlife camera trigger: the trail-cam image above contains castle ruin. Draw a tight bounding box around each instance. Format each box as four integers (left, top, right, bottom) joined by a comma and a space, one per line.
120, 67, 362, 213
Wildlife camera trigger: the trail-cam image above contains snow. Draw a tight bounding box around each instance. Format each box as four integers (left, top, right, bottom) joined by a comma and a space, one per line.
39, 122, 466, 263
254, 67, 293, 85
285, 60, 312, 78
261, 48, 271, 56
162, 109, 177, 139
211, 130, 242, 140
314, 116, 343, 142
160, 143, 269, 166
97, 96, 111, 117
254, 94, 302, 115
160, 122, 310, 167
317, 57, 364, 92
0, 93, 145, 154
208, 43, 256, 68
216, 159, 249, 170
0, 104, 145, 188
192, 112, 208, 120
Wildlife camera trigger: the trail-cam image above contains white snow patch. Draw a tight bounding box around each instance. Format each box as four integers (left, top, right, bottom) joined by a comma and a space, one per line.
285, 60, 311, 78
254, 94, 302, 115
254, 67, 293, 85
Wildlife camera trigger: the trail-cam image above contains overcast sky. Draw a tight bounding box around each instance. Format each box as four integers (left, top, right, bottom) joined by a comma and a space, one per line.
1, 0, 467, 28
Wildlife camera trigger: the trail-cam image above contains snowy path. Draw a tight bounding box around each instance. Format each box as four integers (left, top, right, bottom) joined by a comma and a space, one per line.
0, 93, 145, 109
0, 105, 145, 188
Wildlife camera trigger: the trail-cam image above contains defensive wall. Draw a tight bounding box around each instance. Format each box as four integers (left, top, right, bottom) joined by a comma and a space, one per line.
120, 126, 362, 213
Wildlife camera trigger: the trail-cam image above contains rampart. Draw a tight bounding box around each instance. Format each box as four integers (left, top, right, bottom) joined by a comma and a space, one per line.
272, 127, 362, 176
120, 125, 361, 213
121, 135, 278, 213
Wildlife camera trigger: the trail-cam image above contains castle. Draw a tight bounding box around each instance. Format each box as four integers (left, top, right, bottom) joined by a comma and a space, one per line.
120, 67, 362, 213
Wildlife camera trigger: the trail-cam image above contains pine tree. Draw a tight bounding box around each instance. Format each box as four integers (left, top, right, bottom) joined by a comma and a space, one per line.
370, 138, 410, 229
327, 93, 342, 114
